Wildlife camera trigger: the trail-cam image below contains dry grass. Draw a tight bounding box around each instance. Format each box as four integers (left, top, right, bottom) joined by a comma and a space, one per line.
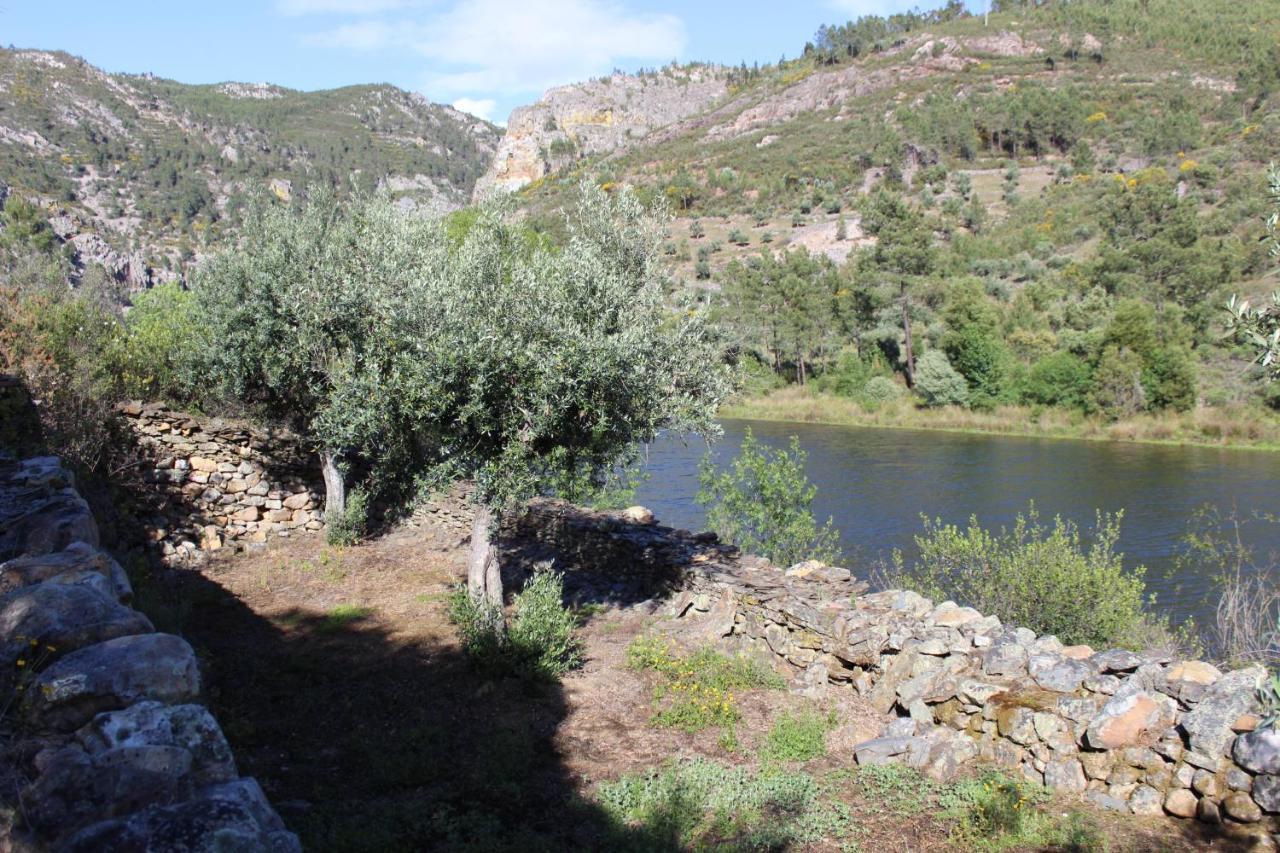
723, 387, 1280, 451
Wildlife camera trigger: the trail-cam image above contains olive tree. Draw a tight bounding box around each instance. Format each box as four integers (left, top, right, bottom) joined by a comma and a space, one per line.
1226, 165, 1280, 380
195, 184, 733, 609
429, 186, 733, 609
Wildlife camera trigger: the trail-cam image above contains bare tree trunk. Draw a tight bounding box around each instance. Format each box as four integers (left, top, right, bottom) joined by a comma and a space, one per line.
321, 450, 346, 525
900, 291, 916, 388
468, 504, 503, 610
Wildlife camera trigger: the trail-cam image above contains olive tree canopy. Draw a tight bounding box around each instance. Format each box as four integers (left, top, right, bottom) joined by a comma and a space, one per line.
194, 184, 733, 604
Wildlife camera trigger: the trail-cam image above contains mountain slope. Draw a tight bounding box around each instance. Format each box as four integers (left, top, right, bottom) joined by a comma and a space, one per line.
0, 48, 501, 287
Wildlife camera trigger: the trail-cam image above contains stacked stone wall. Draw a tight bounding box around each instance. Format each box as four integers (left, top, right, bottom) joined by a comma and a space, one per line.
0, 451, 298, 850
511, 499, 1277, 842
120, 403, 324, 564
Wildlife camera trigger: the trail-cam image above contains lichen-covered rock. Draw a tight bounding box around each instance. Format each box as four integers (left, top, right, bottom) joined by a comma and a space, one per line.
25, 633, 201, 731
1234, 727, 1280, 775
1091, 649, 1143, 673
77, 700, 237, 785
63, 779, 301, 853
0, 583, 152, 688
1030, 653, 1092, 693
1222, 791, 1263, 823
1181, 666, 1264, 757
1044, 757, 1087, 792
1129, 784, 1163, 815
1253, 774, 1280, 813
1085, 692, 1170, 750
0, 541, 133, 602
0, 463, 99, 559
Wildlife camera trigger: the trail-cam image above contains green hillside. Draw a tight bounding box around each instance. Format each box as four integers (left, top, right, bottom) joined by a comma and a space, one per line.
517, 0, 1280, 434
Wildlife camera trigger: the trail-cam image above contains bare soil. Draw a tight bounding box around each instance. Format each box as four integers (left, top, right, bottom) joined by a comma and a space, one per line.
174, 523, 1260, 852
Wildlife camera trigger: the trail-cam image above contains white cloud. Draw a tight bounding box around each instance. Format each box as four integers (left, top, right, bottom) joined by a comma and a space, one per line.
300, 0, 686, 99
278, 0, 414, 16
452, 97, 497, 122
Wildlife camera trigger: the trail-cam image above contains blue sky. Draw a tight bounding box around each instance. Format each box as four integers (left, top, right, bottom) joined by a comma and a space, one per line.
4, 1, 984, 125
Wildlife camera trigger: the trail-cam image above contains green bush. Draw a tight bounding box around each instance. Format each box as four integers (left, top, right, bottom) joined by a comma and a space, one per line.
914, 350, 970, 408
889, 505, 1152, 647
325, 487, 369, 547
110, 282, 201, 401
759, 710, 832, 763
864, 375, 904, 402
1020, 351, 1093, 410
697, 429, 841, 566
448, 569, 583, 681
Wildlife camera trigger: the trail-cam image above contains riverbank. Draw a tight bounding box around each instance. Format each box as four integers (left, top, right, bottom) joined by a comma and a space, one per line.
722, 388, 1280, 452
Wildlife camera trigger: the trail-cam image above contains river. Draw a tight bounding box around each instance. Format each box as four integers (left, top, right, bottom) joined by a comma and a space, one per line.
632, 419, 1280, 630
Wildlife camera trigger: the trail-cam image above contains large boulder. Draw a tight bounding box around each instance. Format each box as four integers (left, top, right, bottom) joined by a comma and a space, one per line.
77, 701, 238, 786
1084, 692, 1172, 750
0, 583, 152, 691
1181, 666, 1263, 758
63, 778, 301, 853
24, 633, 201, 731
1234, 727, 1280, 775
0, 542, 133, 602
0, 458, 99, 558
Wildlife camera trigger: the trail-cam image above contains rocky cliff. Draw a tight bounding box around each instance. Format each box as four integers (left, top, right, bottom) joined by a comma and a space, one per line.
474, 66, 729, 198
0, 48, 501, 289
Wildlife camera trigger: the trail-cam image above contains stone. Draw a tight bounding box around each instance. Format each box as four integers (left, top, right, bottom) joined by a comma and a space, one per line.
0, 542, 132, 601
621, 505, 655, 525
1223, 791, 1263, 823
1234, 714, 1261, 733
1164, 788, 1198, 818
0, 582, 153, 686
1182, 666, 1264, 758
869, 650, 918, 714
1085, 692, 1169, 750
1080, 752, 1113, 780
883, 717, 919, 738
25, 633, 201, 731
77, 701, 238, 785
854, 736, 918, 766
1253, 775, 1280, 813
1227, 768, 1253, 792
283, 492, 311, 510
1030, 654, 1091, 693
996, 706, 1037, 746
1129, 785, 1163, 815
1085, 790, 1129, 813
1167, 660, 1222, 686
1091, 649, 1143, 673
1192, 768, 1219, 798
1197, 797, 1222, 824
983, 638, 1028, 676
1235, 728, 1280, 775
1061, 645, 1094, 660
189, 456, 218, 473
1044, 757, 1087, 792
234, 506, 261, 523
63, 778, 301, 853
958, 679, 1005, 705
0, 483, 98, 559
932, 605, 982, 628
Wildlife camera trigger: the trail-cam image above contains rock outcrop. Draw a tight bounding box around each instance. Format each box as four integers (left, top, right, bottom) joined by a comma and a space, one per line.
474, 67, 729, 198
0, 450, 298, 850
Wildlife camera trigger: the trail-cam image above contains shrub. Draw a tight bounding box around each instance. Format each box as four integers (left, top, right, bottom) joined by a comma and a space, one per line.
697, 429, 841, 566
325, 487, 369, 547
864, 375, 903, 402
1020, 351, 1092, 410
449, 569, 583, 680
110, 282, 200, 401
888, 504, 1152, 647
914, 350, 970, 408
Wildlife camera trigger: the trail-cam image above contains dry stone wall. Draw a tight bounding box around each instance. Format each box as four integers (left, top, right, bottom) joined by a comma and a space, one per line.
120, 403, 325, 564
0, 453, 298, 850
508, 499, 1277, 844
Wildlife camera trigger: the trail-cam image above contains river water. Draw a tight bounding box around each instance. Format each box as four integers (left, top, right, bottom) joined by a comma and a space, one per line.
631, 419, 1280, 630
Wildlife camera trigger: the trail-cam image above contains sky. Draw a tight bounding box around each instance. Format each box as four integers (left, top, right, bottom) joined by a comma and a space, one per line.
2, 0, 985, 125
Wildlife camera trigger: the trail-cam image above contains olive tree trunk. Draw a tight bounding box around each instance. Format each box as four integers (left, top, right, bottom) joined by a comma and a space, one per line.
321, 450, 346, 524
467, 504, 504, 610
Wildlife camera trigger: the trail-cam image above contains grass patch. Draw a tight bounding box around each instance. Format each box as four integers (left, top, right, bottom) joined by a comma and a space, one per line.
626, 635, 784, 734
319, 604, 373, 632
598, 758, 852, 852
758, 709, 834, 763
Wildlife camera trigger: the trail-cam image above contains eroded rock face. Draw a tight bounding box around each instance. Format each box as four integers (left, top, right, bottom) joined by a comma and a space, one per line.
474, 68, 729, 197
25, 633, 201, 731
77, 701, 238, 786
0, 541, 133, 602
1181, 666, 1264, 757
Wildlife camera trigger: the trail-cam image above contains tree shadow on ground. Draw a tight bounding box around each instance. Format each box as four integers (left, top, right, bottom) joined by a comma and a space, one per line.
171, 557, 675, 853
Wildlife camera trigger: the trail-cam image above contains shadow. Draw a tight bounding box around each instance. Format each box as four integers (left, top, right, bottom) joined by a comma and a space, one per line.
168, 544, 668, 853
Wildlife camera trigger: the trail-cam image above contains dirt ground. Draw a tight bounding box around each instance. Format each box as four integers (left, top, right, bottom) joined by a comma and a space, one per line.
173, 523, 1263, 852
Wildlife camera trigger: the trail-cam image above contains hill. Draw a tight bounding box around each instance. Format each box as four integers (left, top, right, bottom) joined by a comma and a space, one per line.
510, 0, 1280, 427
0, 48, 501, 288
